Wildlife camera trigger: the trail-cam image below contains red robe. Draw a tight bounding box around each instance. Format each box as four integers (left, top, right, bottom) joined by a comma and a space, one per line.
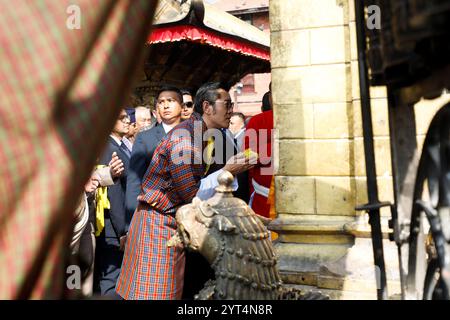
244, 110, 273, 218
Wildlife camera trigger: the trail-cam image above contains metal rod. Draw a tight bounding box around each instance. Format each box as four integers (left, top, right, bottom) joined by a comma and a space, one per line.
354, 0, 388, 300
386, 91, 407, 299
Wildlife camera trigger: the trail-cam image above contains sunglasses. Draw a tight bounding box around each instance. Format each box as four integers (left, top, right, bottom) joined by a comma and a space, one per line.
183, 102, 194, 108
213, 100, 234, 110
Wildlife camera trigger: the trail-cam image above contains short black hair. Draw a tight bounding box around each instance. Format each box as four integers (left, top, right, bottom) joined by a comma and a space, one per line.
231, 112, 245, 122
194, 82, 226, 115
180, 89, 192, 97
261, 91, 272, 112
155, 86, 183, 105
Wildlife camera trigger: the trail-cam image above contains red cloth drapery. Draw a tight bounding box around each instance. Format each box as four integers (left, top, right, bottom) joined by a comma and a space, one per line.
148, 25, 270, 61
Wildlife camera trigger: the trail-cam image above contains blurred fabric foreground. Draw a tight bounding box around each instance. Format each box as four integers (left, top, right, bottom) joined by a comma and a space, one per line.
0, 0, 157, 299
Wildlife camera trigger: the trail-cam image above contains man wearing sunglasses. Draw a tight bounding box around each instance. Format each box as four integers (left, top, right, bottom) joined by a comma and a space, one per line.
117, 82, 256, 300
181, 89, 194, 121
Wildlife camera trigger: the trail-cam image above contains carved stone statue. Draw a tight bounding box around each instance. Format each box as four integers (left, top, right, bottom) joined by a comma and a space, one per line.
171, 170, 329, 300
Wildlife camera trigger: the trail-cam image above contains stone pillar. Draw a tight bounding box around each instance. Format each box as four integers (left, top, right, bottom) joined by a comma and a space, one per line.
269, 0, 401, 299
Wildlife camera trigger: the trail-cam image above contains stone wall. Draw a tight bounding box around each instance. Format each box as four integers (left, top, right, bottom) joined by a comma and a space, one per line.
269, 0, 450, 299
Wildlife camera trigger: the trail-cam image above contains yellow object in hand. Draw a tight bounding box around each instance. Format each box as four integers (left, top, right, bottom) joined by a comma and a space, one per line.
243, 148, 258, 159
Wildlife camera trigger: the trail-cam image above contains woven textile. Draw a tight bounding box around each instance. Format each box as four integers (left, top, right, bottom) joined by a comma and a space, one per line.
116, 113, 206, 299
0, 0, 156, 299
116, 207, 185, 300
138, 113, 206, 215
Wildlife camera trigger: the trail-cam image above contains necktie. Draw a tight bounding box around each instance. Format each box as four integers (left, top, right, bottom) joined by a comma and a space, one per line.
120, 141, 131, 158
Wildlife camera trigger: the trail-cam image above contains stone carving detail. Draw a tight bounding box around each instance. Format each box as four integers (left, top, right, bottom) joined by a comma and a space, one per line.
172, 170, 329, 300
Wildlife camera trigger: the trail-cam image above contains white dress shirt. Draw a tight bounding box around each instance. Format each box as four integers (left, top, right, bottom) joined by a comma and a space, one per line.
162, 122, 175, 134
196, 169, 238, 200
109, 134, 122, 146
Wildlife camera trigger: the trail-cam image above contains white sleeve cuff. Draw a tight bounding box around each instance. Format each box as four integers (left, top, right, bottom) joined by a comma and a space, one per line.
196, 169, 238, 200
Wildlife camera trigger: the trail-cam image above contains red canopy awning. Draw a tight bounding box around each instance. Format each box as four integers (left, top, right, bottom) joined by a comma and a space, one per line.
135, 0, 270, 98
148, 25, 270, 61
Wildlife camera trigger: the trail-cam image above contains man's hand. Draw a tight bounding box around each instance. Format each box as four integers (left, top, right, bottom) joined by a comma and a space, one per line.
84, 175, 100, 193
119, 234, 127, 251
223, 151, 257, 176
109, 152, 124, 178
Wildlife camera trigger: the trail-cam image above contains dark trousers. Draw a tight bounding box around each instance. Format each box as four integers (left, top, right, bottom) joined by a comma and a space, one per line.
182, 250, 215, 299
94, 235, 123, 298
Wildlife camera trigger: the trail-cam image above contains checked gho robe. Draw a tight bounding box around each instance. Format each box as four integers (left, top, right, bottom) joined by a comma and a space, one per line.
116, 113, 207, 300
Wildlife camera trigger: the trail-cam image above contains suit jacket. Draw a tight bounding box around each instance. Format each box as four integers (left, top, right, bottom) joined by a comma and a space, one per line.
205, 128, 249, 203
98, 136, 130, 245
234, 128, 245, 152
225, 128, 250, 203
125, 124, 166, 223
204, 128, 234, 176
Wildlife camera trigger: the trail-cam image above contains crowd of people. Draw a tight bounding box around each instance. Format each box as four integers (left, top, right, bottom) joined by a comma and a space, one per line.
69, 81, 274, 300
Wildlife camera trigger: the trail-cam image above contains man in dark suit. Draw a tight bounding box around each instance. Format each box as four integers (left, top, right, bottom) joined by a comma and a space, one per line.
125, 87, 182, 224
222, 126, 250, 203
94, 109, 130, 297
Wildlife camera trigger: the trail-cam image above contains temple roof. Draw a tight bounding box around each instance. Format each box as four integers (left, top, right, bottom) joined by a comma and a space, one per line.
133, 0, 270, 102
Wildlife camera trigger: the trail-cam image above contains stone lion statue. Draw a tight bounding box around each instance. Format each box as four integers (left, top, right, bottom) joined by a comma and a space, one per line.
170, 171, 329, 300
